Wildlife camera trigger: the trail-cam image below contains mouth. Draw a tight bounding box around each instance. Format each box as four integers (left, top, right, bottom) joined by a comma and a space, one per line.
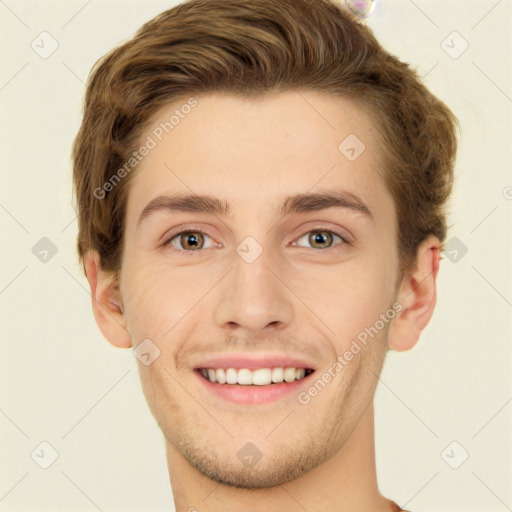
194, 366, 316, 404
196, 367, 315, 385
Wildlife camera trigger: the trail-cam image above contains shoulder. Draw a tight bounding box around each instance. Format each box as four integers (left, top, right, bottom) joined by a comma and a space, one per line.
390, 501, 411, 512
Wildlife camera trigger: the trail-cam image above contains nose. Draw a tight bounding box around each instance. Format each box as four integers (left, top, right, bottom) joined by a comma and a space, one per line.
213, 247, 294, 334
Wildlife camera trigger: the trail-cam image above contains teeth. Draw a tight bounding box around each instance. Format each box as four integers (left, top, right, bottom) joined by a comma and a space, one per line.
284, 367, 296, 382
216, 368, 226, 384
200, 367, 311, 385
237, 369, 253, 385
252, 368, 272, 385
226, 368, 238, 384
271, 367, 283, 383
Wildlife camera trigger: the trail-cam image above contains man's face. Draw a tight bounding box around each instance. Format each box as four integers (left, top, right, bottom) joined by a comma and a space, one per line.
118, 92, 399, 487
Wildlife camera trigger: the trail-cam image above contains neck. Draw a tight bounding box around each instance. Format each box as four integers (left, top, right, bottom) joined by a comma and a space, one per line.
166, 403, 394, 512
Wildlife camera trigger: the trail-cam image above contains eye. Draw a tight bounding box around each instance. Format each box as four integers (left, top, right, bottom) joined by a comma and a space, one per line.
162, 227, 349, 254
292, 229, 348, 251
163, 230, 217, 253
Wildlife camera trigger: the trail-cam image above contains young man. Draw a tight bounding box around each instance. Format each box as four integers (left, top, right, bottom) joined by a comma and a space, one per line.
72, 0, 458, 510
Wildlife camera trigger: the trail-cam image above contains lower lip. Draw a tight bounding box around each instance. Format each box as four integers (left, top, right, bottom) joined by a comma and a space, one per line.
194, 369, 315, 404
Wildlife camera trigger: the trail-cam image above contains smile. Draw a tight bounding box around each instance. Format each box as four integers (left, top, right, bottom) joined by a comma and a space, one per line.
195, 367, 316, 404
199, 367, 314, 385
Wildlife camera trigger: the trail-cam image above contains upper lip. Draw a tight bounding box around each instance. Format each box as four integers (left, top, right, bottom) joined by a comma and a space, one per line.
195, 354, 316, 370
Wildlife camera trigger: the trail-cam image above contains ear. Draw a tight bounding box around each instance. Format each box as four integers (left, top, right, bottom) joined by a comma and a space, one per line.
83, 250, 132, 349
387, 234, 441, 352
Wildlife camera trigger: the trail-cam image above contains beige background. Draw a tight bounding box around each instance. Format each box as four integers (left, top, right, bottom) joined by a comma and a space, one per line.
1, 0, 511, 510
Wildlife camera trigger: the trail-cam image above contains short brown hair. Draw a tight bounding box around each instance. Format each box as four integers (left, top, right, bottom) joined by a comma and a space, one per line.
72, 0, 459, 279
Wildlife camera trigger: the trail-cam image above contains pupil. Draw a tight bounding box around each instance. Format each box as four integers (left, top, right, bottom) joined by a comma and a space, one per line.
312, 231, 330, 248
183, 232, 201, 249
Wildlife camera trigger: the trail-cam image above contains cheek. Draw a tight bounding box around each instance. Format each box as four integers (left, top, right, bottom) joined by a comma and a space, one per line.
121, 259, 208, 340
300, 252, 396, 347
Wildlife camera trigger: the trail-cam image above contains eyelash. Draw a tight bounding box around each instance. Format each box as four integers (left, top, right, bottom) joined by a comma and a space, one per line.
162, 227, 349, 255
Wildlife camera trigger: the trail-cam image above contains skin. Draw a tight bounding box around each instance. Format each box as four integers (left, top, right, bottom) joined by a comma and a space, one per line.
84, 91, 440, 512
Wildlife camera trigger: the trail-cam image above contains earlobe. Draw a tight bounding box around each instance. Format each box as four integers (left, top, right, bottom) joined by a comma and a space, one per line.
83, 250, 132, 349
387, 235, 441, 352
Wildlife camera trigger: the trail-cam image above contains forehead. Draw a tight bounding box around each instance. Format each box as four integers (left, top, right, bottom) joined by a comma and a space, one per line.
125, 91, 391, 226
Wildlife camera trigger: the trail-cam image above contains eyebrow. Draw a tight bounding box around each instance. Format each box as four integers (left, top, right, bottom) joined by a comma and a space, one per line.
137, 189, 374, 227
